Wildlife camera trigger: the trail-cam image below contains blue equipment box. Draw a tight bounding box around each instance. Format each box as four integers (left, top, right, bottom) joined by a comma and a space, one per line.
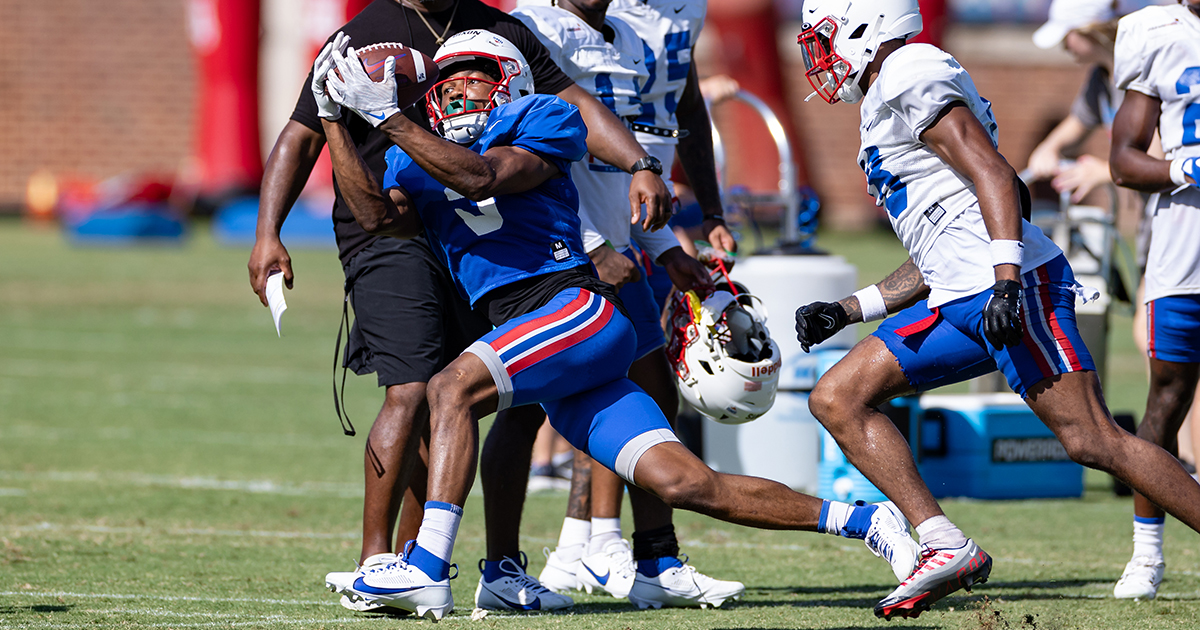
817, 393, 1084, 502
918, 394, 1084, 499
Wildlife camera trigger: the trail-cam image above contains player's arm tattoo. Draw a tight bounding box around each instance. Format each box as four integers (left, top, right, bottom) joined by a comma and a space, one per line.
837, 257, 928, 323
565, 454, 591, 521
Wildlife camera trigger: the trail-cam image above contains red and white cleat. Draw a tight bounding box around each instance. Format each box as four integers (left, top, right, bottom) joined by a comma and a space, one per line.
874, 539, 991, 620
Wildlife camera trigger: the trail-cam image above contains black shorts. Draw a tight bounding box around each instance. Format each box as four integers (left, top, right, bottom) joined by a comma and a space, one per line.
342, 235, 492, 387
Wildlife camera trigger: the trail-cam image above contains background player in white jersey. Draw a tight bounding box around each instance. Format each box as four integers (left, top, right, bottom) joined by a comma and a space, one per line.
609, 0, 736, 256
1107, 0, 1200, 601
512, 0, 742, 609
793, 0, 1200, 619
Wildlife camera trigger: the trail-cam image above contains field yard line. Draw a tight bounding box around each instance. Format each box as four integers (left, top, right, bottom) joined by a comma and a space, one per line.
4, 522, 1144, 572
12, 522, 359, 540
0, 470, 359, 498
0, 591, 337, 606
0, 617, 373, 629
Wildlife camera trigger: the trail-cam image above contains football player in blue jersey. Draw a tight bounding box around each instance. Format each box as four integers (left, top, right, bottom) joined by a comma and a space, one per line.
315, 30, 920, 620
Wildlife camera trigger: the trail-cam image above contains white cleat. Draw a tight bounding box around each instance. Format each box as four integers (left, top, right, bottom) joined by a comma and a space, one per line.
863, 501, 920, 582
338, 546, 455, 622
475, 554, 574, 611
337, 594, 412, 615
1114, 556, 1164, 600
327, 553, 414, 614
538, 547, 583, 593
578, 539, 637, 598
627, 557, 745, 610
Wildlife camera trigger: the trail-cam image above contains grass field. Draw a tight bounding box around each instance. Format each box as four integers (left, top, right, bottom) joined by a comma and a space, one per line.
1, 218, 1197, 629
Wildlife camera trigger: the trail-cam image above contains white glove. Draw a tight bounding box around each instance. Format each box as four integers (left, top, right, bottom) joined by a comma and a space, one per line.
311, 32, 349, 120
326, 45, 401, 128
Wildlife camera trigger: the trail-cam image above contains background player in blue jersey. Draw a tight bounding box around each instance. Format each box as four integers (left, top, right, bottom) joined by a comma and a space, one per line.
315, 29, 920, 620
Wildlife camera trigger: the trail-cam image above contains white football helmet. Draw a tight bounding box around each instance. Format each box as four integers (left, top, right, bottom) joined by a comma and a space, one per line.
797, 0, 923, 104
667, 283, 782, 425
426, 30, 535, 144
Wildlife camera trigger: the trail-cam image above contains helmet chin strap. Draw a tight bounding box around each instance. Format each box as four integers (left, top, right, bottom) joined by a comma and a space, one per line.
839, 13, 886, 102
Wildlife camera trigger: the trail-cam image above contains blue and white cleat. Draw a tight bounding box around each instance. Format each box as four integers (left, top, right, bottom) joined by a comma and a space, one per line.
627, 556, 744, 609
578, 539, 637, 597
475, 553, 574, 611
863, 501, 920, 582
325, 553, 410, 615
337, 545, 455, 621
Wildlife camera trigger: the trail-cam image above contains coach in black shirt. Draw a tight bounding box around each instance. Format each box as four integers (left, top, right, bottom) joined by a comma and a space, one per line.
247, 0, 670, 605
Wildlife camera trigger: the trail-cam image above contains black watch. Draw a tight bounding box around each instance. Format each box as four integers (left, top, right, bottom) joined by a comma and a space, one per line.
630, 155, 664, 176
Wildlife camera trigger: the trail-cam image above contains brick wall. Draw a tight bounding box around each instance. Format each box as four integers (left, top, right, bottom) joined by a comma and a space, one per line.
0, 1, 193, 210
0, 10, 1108, 229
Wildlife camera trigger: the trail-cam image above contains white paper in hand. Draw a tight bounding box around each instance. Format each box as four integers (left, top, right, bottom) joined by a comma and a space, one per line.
266, 272, 288, 337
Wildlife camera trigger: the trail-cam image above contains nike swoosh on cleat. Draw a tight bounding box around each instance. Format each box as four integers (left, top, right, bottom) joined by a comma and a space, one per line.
583, 564, 610, 586
485, 588, 541, 611
352, 577, 426, 596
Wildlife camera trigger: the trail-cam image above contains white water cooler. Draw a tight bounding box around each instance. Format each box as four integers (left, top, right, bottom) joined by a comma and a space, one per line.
701, 254, 856, 492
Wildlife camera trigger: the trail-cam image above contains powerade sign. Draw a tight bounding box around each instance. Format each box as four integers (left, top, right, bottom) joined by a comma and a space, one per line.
991, 437, 1070, 463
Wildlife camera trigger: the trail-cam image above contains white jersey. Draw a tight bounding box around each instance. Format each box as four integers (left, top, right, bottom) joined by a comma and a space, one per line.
860, 44, 1061, 307
1115, 5, 1200, 301
610, 0, 707, 146
1114, 4, 1200, 162
511, 5, 648, 119
511, 3, 679, 259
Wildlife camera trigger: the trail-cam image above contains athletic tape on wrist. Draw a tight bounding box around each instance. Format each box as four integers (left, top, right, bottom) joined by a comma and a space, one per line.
853, 285, 887, 323
1170, 157, 1193, 187
989, 239, 1024, 268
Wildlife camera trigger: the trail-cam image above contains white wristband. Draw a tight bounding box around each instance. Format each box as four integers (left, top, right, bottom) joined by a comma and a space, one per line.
853, 285, 888, 323
989, 239, 1024, 268
1170, 157, 1189, 187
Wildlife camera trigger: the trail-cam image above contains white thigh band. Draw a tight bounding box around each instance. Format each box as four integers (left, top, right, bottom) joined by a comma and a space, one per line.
465, 340, 514, 412
613, 428, 679, 483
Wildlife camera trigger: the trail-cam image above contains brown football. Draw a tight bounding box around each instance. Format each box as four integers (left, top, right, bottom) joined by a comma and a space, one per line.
336, 42, 440, 110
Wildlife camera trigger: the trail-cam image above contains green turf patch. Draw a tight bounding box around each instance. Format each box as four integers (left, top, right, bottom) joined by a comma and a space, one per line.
1, 219, 1196, 628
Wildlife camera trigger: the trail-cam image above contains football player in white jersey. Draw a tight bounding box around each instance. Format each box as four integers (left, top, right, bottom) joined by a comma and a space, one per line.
793, 0, 1200, 619
511, 0, 747, 610
608, 0, 736, 255
1107, 0, 1200, 601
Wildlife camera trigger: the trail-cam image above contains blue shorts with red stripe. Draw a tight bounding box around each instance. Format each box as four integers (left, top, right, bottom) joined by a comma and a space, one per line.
620, 248, 668, 360
874, 256, 1094, 398
1147, 295, 1200, 363
466, 287, 677, 479
872, 300, 997, 393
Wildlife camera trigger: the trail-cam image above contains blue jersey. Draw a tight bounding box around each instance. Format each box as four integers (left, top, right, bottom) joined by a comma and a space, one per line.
382, 95, 591, 305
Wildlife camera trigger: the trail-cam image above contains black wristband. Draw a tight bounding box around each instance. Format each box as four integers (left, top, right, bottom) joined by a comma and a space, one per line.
703, 214, 724, 222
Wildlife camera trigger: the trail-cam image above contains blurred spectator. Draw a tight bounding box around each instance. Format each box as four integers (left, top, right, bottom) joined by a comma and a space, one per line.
1026, 0, 1121, 203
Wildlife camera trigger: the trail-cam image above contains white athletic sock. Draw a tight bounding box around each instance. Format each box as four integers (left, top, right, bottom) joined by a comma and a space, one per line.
818, 500, 854, 536
414, 501, 462, 565
588, 517, 622, 555
1132, 517, 1165, 560
914, 515, 968, 550
555, 517, 591, 562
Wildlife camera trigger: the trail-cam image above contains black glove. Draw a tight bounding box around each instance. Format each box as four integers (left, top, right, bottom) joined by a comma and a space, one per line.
983, 279, 1024, 349
795, 301, 849, 353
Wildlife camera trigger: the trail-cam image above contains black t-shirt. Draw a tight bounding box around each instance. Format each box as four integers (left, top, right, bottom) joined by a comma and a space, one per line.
290, 0, 576, 265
